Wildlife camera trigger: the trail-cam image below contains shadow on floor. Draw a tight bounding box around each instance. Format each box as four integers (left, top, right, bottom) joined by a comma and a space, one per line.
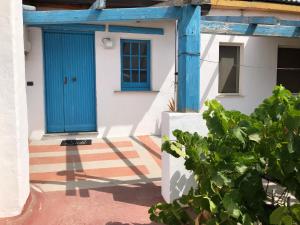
31, 137, 164, 207
106, 222, 160, 225
93, 182, 163, 207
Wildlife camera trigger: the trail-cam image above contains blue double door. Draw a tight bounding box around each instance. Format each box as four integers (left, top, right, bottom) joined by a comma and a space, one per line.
44, 31, 97, 133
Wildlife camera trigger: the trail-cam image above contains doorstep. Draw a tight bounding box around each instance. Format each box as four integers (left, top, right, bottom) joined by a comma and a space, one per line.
42, 132, 99, 140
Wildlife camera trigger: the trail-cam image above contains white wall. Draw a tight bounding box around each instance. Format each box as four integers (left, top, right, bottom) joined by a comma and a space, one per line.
25, 21, 176, 140
200, 33, 300, 115
25, 28, 45, 140
96, 22, 176, 137
0, 0, 29, 217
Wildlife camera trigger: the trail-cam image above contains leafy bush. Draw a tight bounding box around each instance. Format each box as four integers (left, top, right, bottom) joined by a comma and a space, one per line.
149, 86, 300, 225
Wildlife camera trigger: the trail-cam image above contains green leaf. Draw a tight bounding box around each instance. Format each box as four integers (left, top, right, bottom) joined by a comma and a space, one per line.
232, 127, 245, 144
211, 172, 231, 188
242, 214, 254, 225
206, 219, 219, 225
290, 204, 300, 222
235, 165, 248, 174
222, 191, 241, 219
205, 197, 217, 213
170, 143, 186, 158
270, 207, 288, 224
249, 133, 261, 143
281, 215, 293, 225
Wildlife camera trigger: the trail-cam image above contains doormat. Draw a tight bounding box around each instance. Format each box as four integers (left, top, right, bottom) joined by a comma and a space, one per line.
60, 139, 92, 146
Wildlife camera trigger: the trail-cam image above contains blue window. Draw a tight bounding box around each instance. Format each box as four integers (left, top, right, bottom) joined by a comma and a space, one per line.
121, 39, 151, 91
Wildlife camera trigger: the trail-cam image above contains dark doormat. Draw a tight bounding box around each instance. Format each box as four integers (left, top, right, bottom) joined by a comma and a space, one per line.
60, 139, 92, 146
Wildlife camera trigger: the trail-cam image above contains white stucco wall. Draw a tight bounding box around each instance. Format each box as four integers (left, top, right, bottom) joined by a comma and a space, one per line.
25, 21, 176, 140
200, 33, 300, 115
198, 9, 300, 116
96, 22, 176, 137
0, 0, 29, 217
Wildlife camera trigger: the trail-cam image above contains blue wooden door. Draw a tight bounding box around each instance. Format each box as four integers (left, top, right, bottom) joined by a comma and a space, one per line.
44, 31, 96, 133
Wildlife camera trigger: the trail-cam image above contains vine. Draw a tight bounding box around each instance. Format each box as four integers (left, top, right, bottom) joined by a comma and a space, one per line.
149, 86, 300, 225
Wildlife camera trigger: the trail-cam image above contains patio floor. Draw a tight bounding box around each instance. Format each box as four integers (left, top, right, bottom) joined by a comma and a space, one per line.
0, 135, 163, 225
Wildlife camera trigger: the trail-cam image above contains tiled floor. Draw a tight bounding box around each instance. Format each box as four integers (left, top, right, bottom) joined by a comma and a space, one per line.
29, 136, 161, 192
0, 135, 163, 225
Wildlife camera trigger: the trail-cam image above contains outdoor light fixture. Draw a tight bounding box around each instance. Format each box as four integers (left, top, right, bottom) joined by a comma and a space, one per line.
102, 37, 114, 49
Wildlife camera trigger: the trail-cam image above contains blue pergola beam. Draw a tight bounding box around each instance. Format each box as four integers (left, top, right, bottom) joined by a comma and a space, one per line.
202, 16, 278, 25
280, 19, 300, 27
23, 6, 181, 25
108, 25, 164, 35
202, 16, 300, 28
201, 21, 300, 38
177, 5, 201, 112
30, 24, 106, 32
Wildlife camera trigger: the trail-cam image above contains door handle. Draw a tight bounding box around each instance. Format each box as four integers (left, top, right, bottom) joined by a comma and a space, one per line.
64, 77, 68, 85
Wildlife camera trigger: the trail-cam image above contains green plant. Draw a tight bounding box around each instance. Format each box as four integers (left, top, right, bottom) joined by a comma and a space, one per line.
149, 86, 300, 225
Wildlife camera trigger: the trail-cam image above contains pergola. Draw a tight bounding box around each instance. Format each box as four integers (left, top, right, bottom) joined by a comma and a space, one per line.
23, 3, 300, 112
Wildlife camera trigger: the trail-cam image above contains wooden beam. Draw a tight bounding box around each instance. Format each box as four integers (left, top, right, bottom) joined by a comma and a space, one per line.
177, 5, 201, 112
202, 16, 278, 25
23, 6, 181, 25
31, 24, 106, 32
201, 21, 300, 38
280, 19, 300, 27
108, 25, 164, 35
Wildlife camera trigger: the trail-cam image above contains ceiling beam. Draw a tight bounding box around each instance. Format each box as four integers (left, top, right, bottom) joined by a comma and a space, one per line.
23, 6, 182, 25
201, 20, 300, 38
202, 16, 278, 25
23, 7, 300, 38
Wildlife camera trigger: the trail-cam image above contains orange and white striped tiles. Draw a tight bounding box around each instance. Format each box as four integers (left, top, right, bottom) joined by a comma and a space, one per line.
29, 136, 162, 192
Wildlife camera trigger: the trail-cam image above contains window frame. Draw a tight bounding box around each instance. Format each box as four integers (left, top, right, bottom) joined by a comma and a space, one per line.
276, 46, 300, 94
120, 39, 151, 91
218, 44, 241, 94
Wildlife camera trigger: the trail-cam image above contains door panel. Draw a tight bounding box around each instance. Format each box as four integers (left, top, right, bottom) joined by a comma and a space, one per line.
44, 31, 97, 133
63, 33, 97, 132
44, 32, 65, 133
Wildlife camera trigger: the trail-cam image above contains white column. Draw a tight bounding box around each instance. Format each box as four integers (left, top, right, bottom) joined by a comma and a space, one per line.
161, 112, 206, 203
0, 0, 30, 217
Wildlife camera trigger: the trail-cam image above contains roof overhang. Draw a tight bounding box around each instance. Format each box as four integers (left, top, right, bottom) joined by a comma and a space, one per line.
211, 0, 300, 14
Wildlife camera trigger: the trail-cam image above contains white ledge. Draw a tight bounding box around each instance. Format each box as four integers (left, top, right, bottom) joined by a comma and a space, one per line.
114, 90, 160, 93
216, 93, 244, 98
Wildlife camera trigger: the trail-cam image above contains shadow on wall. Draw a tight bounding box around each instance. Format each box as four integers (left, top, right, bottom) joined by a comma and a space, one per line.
199, 35, 234, 110
169, 171, 196, 201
